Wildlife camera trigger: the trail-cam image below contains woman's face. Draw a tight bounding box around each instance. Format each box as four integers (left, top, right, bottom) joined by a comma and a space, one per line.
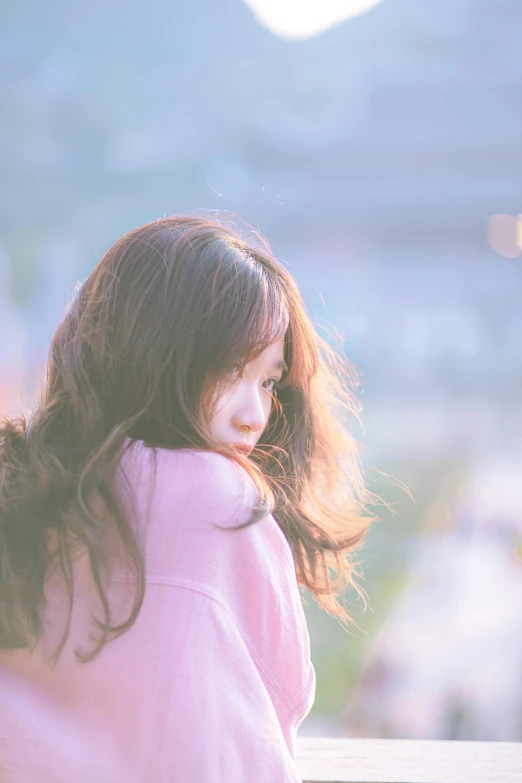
207, 335, 286, 456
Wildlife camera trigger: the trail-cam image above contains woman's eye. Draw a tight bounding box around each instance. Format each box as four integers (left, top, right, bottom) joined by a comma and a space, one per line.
264, 378, 281, 394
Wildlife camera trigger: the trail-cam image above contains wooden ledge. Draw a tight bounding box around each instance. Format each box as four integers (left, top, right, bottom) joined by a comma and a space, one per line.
296, 737, 522, 783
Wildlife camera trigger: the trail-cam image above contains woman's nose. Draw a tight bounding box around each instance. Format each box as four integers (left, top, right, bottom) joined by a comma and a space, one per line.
232, 389, 267, 435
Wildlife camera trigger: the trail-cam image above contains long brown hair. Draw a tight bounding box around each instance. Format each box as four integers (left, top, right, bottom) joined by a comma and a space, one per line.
0, 214, 377, 663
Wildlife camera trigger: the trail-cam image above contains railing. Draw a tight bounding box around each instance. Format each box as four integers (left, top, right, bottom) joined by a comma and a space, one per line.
296, 737, 522, 783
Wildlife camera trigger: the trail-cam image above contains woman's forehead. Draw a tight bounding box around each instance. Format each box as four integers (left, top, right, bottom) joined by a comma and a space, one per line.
246, 335, 286, 369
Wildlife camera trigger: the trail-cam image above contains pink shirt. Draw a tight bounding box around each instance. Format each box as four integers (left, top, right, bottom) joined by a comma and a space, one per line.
0, 442, 315, 781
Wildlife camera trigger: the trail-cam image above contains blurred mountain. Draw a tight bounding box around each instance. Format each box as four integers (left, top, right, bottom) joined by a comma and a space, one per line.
1, 0, 522, 411
2, 0, 521, 224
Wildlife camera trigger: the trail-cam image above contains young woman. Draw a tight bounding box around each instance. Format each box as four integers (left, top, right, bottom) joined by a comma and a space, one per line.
0, 215, 374, 782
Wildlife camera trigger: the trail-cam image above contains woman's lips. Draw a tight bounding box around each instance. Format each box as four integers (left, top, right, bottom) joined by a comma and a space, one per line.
229, 443, 253, 455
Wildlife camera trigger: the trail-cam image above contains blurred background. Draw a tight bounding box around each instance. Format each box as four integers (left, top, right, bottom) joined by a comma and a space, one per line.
2, 0, 522, 742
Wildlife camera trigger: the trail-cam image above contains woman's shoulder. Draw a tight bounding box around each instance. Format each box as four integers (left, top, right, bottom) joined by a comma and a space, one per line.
118, 440, 294, 576
120, 440, 259, 530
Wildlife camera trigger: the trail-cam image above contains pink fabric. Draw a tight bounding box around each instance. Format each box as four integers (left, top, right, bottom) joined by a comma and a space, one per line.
0, 442, 315, 782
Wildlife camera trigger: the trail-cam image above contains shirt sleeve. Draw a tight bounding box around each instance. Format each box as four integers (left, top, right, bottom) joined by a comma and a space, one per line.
162, 586, 304, 783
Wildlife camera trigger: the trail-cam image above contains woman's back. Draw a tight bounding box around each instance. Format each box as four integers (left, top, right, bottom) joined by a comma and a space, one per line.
0, 442, 315, 782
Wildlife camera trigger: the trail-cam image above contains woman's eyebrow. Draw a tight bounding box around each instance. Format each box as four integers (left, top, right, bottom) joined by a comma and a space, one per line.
273, 360, 288, 373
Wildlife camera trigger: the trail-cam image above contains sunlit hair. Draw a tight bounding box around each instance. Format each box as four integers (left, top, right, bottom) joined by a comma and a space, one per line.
0, 214, 377, 663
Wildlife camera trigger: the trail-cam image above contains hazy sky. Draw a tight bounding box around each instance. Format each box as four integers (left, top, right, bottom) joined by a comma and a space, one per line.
242, 0, 387, 39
